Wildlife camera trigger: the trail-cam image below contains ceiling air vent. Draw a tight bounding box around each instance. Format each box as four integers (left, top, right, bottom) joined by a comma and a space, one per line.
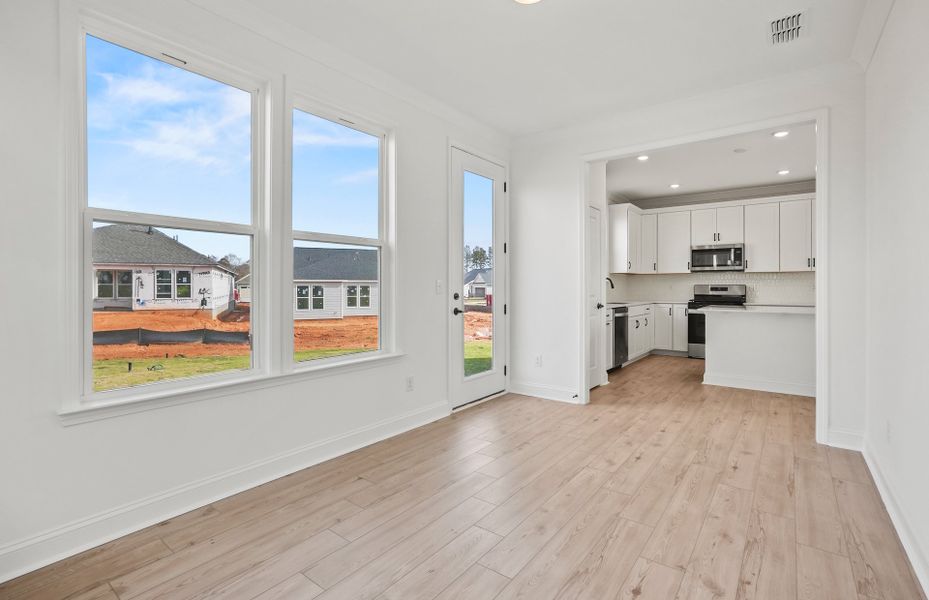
770, 12, 804, 45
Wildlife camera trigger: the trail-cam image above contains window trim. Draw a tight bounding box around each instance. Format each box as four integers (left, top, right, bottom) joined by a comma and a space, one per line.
95, 270, 114, 299
295, 284, 310, 311
116, 270, 133, 299
312, 285, 325, 310
175, 269, 192, 299
59, 10, 398, 420
155, 269, 174, 300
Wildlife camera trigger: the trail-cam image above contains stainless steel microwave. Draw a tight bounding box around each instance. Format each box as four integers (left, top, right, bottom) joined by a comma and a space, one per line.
690, 244, 744, 272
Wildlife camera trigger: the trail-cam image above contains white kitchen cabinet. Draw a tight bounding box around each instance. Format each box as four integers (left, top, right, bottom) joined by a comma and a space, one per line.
672, 305, 688, 352
609, 204, 642, 273
744, 203, 780, 272
653, 304, 673, 350
779, 199, 813, 271
691, 208, 717, 246
643, 312, 654, 353
641, 214, 657, 273
691, 206, 743, 245
812, 198, 817, 270
657, 211, 691, 273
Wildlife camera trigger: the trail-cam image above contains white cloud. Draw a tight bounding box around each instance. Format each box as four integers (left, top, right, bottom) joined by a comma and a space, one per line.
100, 72, 187, 105
335, 168, 379, 184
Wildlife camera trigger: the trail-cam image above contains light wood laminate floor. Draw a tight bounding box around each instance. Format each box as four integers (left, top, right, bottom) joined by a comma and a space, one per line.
2, 356, 924, 600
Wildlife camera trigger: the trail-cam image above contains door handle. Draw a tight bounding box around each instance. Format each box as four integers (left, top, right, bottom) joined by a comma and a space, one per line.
453, 307, 463, 315
596, 303, 604, 309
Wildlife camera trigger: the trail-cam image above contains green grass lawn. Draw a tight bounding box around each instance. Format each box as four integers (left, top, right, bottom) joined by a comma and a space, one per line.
464, 340, 493, 377
94, 348, 368, 392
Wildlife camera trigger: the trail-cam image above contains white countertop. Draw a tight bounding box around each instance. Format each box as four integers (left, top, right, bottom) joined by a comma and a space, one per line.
691, 305, 815, 315
607, 301, 686, 308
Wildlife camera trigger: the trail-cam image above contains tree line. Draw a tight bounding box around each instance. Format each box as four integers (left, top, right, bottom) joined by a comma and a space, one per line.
464, 245, 493, 271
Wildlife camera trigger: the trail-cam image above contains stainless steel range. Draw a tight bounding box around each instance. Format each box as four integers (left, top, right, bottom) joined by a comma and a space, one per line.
687, 284, 746, 358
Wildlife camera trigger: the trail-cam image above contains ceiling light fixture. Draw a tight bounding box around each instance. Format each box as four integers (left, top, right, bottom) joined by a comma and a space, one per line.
637, 155, 649, 161
772, 130, 790, 138
514, 0, 542, 4
669, 184, 680, 189
733, 148, 748, 154
778, 169, 790, 175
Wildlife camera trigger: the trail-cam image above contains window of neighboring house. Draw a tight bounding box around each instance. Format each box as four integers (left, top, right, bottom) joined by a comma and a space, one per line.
296, 285, 310, 310
116, 270, 133, 298
346, 285, 358, 308
175, 270, 192, 298
155, 270, 173, 299
96, 270, 114, 298
360, 285, 371, 308
291, 105, 385, 364
84, 33, 256, 397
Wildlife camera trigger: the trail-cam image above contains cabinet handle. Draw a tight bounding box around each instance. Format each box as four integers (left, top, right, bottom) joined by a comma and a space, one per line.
635, 320, 639, 329
808, 257, 811, 268
628, 261, 631, 270
687, 261, 690, 270
653, 262, 656, 271
745, 259, 748, 269
669, 307, 672, 316
644, 318, 648, 327
812, 257, 816, 268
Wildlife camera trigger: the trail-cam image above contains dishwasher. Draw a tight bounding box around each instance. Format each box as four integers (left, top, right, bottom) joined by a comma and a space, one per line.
610, 306, 629, 369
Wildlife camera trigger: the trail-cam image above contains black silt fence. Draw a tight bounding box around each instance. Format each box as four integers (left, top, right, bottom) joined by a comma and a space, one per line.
93, 328, 250, 346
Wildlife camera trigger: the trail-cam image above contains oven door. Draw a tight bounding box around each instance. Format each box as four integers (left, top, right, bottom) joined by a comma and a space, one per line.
690, 245, 744, 271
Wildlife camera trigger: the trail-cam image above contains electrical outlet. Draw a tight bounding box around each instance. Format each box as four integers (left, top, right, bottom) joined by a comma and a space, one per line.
535, 355, 543, 367
405, 376, 414, 392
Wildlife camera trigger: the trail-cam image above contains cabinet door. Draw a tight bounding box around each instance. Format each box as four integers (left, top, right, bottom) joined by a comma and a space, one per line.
653, 304, 673, 350
779, 199, 813, 271
608, 204, 630, 273
716, 205, 744, 243
628, 210, 642, 273
691, 208, 716, 245
672, 305, 688, 352
629, 316, 640, 357
811, 197, 817, 270
744, 203, 780, 272
641, 214, 657, 273
657, 211, 691, 273
643, 313, 655, 352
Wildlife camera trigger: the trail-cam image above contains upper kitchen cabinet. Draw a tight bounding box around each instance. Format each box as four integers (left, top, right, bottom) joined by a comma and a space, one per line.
691, 206, 743, 245
609, 203, 642, 273
779, 198, 813, 271
641, 214, 657, 273
657, 211, 691, 273
744, 203, 780, 272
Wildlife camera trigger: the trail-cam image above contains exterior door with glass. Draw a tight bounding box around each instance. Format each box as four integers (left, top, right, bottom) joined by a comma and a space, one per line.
449, 148, 507, 408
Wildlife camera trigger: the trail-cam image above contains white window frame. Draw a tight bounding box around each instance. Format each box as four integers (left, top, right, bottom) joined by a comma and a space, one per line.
116, 270, 133, 299
346, 284, 359, 308
284, 96, 395, 372
95, 270, 115, 299
155, 269, 174, 300
312, 285, 325, 310
359, 285, 371, 308
58, 9, 400, 423
295, 284, 311, 312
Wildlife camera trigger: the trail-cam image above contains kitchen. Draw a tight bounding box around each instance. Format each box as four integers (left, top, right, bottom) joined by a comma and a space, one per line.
597, 123, 817, 397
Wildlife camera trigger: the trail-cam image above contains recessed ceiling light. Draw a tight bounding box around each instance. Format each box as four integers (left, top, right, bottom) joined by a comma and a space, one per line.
772, 131, 790, 138
514, 0, 541, 4
637, 155, 649, 161
778, 169, 790, 176
669, 184, 680, 189
733, 148, 748, 154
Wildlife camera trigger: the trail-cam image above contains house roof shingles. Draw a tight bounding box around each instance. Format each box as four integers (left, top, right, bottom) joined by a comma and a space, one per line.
94, 225, 379, 281
93, 224, 220, 267
293, 247, 378, 281
464, 267, 492, 286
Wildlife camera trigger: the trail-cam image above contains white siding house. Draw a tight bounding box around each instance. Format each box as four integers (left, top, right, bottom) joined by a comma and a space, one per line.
292, 247, 379, 320
92, 225, 236, 318
463, 267, 492, 299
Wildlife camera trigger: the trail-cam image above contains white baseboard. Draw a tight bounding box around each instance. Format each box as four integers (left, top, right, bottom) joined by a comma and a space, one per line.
862, 443, 929, 597
0, 401, 450, 584
509, 381, 580, 404
703, 373, 815, 397
826, 427, 864, 450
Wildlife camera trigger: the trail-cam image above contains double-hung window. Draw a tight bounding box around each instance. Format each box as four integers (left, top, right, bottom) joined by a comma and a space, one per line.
82, 32, 259, 396
290, 105, 385, 363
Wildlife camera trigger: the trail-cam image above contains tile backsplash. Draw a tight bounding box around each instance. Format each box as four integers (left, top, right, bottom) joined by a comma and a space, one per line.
607, 271, 815, 305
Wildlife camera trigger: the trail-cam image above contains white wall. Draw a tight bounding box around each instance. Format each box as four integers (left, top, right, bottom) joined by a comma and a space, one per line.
510, 61, 867, 438
608, 272, 815, 306
864, 0, 929, 590
0, 0, 508, 580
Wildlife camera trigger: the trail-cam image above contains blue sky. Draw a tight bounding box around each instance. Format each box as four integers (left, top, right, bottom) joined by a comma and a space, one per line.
86, 34, 494, 269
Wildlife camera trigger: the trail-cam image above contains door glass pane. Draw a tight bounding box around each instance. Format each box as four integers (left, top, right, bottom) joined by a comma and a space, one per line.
463, 171, 494, 377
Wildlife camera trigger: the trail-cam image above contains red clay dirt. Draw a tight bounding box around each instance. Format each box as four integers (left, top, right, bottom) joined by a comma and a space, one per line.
93, 307, 491, 360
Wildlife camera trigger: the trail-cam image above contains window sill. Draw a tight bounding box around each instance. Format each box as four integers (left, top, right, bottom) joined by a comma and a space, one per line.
58, 351, 406, 426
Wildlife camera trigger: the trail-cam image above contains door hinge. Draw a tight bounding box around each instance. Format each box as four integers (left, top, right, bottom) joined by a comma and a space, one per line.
504, 242, 507, 253
504, 181, 507, 193
504, 365, 507, 376
504, 303, 507, 315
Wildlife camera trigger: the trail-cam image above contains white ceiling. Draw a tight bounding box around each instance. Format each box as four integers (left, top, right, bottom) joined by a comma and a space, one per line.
606, 122, 817, 201
244, 0, 866, 135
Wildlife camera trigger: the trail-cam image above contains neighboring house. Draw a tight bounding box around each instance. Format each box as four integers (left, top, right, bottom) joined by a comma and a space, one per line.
93, 224, 236, 318
235, 273, 251, 303
463, 267, 492, 298
292, 247, 379, 320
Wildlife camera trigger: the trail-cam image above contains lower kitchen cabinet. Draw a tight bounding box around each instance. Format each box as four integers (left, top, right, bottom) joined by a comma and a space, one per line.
654, 304, 673, 350
673, 305, 688, 352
